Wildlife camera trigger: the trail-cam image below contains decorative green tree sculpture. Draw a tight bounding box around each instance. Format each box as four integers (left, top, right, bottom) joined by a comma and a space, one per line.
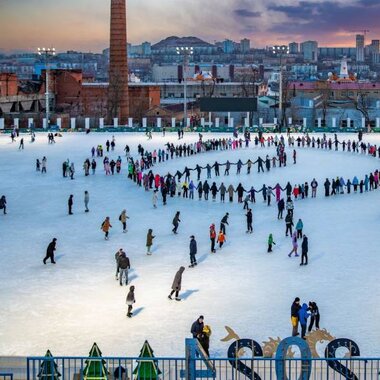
83, 343, 108, 380
38, 350, 61, 380
133, 341, 161, 380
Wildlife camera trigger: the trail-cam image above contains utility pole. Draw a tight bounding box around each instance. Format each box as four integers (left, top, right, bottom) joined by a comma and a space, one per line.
37, 47, 56, 128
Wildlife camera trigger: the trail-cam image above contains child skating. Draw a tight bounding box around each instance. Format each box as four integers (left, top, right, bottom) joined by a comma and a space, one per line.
146, 229, 155, 255
267, 233, 276, 252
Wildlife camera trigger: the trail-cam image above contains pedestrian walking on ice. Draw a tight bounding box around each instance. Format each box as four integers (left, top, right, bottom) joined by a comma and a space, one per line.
101, 217, 112, 240
43, 238, 57, 264
146, 229, 155, 255
126, 286, 135, 318
189, 235, 197, 267
84, 191, 90, 212
168, 266, 185, 301
267, 233, 275, 252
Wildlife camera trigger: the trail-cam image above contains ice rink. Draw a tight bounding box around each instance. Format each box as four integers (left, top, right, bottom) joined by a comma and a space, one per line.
0, 131, 379, 357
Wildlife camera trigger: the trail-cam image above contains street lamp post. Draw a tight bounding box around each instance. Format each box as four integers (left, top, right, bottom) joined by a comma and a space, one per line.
176, 46, 193, 128
272, 45, 289, 131
37, 47, 56, 128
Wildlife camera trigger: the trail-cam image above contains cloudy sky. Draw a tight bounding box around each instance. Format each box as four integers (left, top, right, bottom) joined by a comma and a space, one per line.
0, 0, 379, 52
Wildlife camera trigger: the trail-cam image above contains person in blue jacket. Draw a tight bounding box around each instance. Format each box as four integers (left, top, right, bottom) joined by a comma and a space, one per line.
298, 303, 310, 339
296, 219, 304, 239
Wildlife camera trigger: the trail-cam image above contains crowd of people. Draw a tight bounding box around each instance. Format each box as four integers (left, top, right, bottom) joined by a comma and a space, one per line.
0, 128, 373, 344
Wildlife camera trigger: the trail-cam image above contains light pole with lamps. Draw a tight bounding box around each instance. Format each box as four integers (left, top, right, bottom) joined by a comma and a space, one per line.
176, 46, 193, 128
272, 45, 289, 131
37, 47, 56, 128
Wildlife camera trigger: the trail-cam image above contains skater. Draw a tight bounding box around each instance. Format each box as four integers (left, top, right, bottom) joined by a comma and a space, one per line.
41, 156, 47, 173
119, 209, 129, 233
115, 248, 123, 280
209, 224, 216, 253
246, 209, 253, 233
220, 212, 229, 235
84, 191, 90, 212
146, 229, 155, 255
288, 232, 298, 257
126, 286, 135, 318
152, 190, 158, 208
311, 178, 318, 198
191, 315, 204, 338
101, 217, 112, 240
189, 235, 197, 267
291, 297, 301, 336
172, 211, 181, 234
278, 198, 285, 219
267, 233, 275, 252
285, 213, 293, 236
36, 159, 41, 172
69, 162, 75, 180
68, 194, 74, 215
118, 251, 131, 286
298, 303, 310, 339
43, 238, 57, 264
168, 266, 185, 301
308, 302, 320, 331
296, 219, 303, 239
300, 235, 308, 266
0, 195, 7, 215
217, 230, 226, 249
19, 138, 24, 150
198, 325, 212, 357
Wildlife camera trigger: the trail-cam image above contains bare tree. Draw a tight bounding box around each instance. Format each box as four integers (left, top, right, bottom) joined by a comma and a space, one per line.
347, 85, 371, 126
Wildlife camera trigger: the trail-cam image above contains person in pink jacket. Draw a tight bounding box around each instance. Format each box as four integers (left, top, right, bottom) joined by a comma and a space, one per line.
288, 232, 299, 257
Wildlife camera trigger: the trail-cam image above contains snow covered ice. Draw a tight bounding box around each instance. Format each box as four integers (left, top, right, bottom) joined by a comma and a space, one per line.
0, 132, 379, 357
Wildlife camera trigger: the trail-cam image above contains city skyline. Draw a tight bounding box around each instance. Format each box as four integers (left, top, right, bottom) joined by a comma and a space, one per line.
0, 0, 380, 53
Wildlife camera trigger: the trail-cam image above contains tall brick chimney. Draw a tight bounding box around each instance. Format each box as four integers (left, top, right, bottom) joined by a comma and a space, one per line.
108, 0, 129, 125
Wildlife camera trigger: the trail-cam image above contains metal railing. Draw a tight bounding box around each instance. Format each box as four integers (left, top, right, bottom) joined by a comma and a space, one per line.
23, 356, 380, 380
0, 374, 13, 380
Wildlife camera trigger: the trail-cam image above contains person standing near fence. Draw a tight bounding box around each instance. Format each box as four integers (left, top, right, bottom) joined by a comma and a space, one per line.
291, 297, 301, 336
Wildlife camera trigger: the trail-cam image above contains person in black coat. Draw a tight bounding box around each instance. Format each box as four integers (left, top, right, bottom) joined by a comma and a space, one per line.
300, 235, 308, 266
43, 238, 57, 264
308, 302, 320, 331
291, 297, 301, 336
277, 198, 285, 219
189, 236, 197, 267
0, 195, 7, 215
324, 179, 330, 197
172, 211, 181, 234
191, 316, 204, 338
285, 213, 293, 236
68, 194, 73, 215
220, 213, 229, 234
246, 209, 253, 233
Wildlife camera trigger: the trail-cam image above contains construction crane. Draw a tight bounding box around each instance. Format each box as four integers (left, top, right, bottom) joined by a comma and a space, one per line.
351, 29, 370, 39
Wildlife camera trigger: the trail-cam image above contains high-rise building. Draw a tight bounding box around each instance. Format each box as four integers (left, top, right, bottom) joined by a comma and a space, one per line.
223, 40, 234, 54
356, 34, 365, 62
240, 38, 251, 53
300, 41, 318, 62
289, 42, 299, 54
370, 40, 380, 53
108, 0, 129, 124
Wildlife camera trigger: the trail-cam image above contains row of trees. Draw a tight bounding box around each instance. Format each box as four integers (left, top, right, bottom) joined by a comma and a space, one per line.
37, 342, 161, 380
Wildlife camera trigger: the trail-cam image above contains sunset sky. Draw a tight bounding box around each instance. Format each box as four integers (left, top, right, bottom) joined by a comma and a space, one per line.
0, 0, 379, 52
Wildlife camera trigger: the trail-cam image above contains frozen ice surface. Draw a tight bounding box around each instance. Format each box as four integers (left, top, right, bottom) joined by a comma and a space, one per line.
0, 132, 379, 357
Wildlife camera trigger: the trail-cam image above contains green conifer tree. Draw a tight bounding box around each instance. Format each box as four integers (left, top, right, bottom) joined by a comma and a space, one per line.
38, 350, 61, 380
83, 343, 108, 380
133, 341, 161, 380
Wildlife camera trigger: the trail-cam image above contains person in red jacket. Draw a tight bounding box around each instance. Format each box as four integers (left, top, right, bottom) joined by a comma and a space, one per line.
209, 224, 216, 253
